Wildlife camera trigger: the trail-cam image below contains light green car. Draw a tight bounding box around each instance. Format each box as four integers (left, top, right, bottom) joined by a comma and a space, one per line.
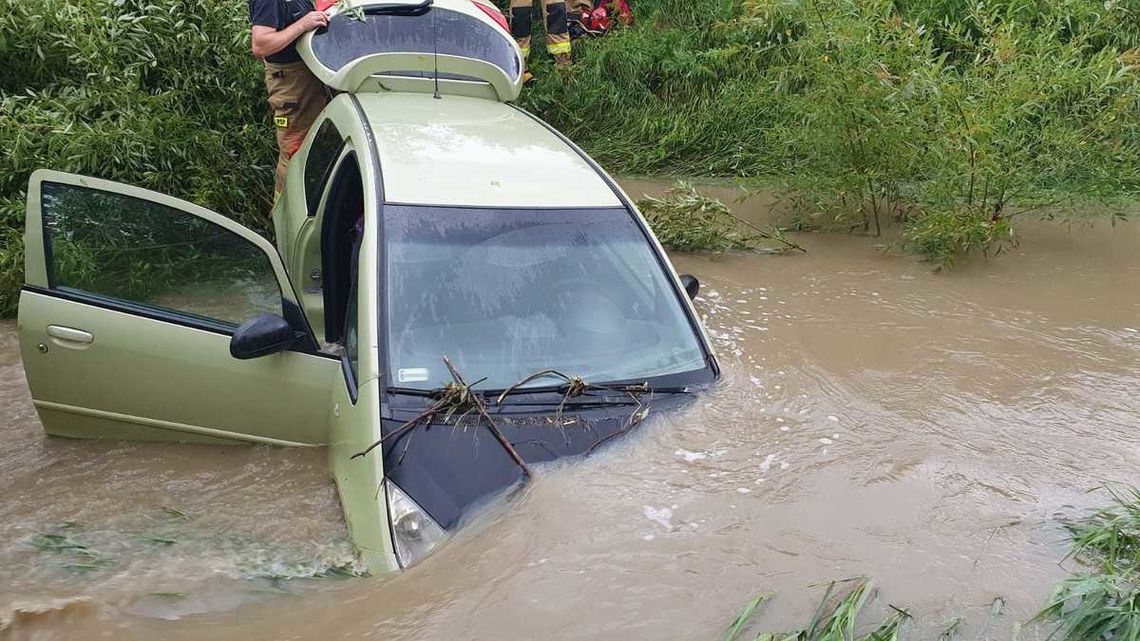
19, 0, 720, 573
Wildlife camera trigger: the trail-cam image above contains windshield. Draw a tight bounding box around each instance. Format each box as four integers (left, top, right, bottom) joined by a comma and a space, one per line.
385, 206, 708, 390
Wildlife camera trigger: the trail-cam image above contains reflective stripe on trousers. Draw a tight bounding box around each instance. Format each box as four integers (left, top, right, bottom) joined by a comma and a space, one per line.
509, 0, 571, 60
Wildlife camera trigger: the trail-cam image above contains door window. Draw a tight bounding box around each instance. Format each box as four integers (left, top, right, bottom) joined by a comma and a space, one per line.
304, 120, 346, 217
41, 182, 281, 327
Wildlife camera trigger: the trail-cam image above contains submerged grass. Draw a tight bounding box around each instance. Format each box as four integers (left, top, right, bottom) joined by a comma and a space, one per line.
636, 181, 804, 254
859, 609, 909, 641
725, 578, 909, 641
812, 579, 875, 641
937, 616, 963, 641
1038, 574, 1140, 641
160, 506, 189, 520
1068, 484, 1140, 571
722, 592, 773, 641
28, 533, 89, 553
28, 528, 112, 574
1037, 484, 1140, 641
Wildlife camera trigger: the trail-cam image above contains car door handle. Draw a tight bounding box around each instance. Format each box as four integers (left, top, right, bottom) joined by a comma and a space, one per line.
46, 325, 94, 346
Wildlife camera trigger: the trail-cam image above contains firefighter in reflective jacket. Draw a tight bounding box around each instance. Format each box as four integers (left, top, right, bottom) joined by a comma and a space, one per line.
509, 0, 574, 70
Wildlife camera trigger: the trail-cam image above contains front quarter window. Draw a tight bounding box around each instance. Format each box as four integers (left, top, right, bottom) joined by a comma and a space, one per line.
304, 120, 345, 217
384, 207, 708, 390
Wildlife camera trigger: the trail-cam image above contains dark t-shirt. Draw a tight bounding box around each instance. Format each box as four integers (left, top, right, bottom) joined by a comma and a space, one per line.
248, 0, 313, 64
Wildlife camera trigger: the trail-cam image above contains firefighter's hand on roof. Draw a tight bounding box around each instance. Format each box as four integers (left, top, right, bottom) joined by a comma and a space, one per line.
299, 10, 330, 31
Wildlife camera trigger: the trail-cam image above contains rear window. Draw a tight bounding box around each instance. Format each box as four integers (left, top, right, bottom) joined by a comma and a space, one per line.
311, 7, 520, 81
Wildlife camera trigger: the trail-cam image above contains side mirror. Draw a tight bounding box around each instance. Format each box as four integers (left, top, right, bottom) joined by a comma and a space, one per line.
230, 314, 297, 360
679, 274, 700, 301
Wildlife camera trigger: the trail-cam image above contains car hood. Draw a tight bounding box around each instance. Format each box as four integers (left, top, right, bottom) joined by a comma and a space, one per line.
379, 395, 692, 530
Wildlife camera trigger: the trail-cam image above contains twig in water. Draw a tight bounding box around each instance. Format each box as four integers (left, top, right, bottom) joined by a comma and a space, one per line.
353, 358, 530, 480
496, 369, 578, 404
443, 357, 532, 478
498, 368, 591, 428
968, 519, 1021, 579
725, 210, 808, 253
586, 383, 654, 455
351, 402, 440, 461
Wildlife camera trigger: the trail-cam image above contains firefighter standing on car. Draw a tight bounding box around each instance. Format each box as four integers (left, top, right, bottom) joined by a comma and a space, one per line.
509, 0, 580, 72
249, 0, 331, 198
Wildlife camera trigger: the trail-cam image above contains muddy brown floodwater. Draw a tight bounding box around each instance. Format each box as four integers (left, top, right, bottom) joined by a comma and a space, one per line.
3, 180, 1140, 640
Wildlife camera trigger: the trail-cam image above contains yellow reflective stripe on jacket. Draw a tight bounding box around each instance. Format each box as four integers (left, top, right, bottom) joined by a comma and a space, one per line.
548, 41, 571, 55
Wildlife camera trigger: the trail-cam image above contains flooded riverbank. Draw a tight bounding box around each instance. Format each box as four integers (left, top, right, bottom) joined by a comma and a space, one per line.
2, 187, 1139, 639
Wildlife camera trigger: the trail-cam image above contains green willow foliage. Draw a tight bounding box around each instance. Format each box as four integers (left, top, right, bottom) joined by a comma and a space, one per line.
0, 0, 274, 315
637, 182, 762, 252
520, 0, 1140, 267
3, 0, 1140, 318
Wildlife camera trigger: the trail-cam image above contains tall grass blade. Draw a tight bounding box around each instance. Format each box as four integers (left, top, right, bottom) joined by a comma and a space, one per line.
858, 607, 908, 641
722, 592, 774, 641
937, 617, 962, 641
813, 579, 875, 641
1038, 485, 1140, 640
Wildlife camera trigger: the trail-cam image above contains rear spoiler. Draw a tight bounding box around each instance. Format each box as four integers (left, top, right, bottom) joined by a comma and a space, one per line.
296, 0, 523, 101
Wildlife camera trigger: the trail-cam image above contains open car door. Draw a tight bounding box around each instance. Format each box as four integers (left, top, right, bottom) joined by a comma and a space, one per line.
19, 170, 340, 446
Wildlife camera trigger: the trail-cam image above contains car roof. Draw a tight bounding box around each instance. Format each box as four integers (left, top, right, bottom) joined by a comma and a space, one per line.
354, 92, 623, 208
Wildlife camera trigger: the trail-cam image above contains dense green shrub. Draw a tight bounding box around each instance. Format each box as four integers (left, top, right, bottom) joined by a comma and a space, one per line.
520, 0, 1140, 267
0, 0, 274, 315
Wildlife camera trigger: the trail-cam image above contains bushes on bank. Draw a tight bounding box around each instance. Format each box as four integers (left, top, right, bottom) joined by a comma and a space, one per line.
3, 0, 1140, 318
521, 0, 1140, 266
0, 0, 274, 315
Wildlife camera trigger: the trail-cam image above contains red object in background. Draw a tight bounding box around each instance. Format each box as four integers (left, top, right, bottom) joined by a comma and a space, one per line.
316, 0, 336, 11
471, 0, 511, 33
588, 6, 610, 33
611, 0, 633, 25
574, 1, 633, 37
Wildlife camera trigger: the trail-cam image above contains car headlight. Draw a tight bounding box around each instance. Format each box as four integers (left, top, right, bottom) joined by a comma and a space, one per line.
386, 481, 446, 568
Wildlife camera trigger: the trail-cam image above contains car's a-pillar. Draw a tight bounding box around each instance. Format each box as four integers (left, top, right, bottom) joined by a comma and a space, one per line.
329, 376, 399, 573
326, 133, 395, 572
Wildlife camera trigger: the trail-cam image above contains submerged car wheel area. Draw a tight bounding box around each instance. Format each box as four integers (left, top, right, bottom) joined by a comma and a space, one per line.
17, 0, 720, 573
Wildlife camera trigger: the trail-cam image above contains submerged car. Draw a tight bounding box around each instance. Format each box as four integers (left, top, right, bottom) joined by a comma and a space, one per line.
18, 0, 720, 572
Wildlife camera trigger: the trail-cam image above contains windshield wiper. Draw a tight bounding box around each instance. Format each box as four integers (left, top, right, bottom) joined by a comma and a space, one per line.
389, 384, 690, 402
386, 386, 438, 398
492, 383, 692, 406
362, 0, 432, 16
